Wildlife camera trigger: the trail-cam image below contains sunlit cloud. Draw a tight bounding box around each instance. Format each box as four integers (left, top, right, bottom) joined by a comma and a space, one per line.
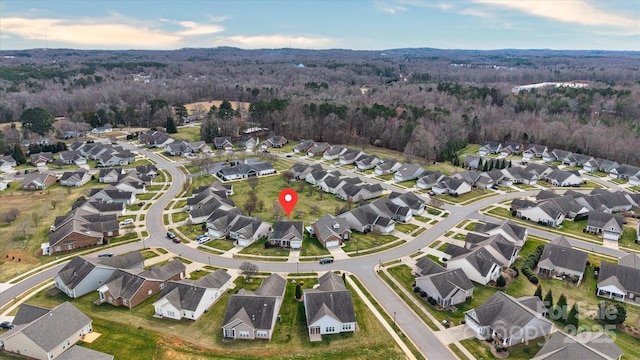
210, 34, 338, 49
474, 0, 639, 33
175, 21, 224, 36
458, 7, 491, 17
0, 17, 182, 48
374, 1, 407, 14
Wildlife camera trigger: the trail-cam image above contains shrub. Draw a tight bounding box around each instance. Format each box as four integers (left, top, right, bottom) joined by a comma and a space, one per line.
496, 275, 506, 287
414, 286, 421, 293
529, 275, 539, 284
510, 265, 519, 277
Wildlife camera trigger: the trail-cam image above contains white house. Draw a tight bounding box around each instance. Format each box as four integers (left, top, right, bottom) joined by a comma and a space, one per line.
153, 269, 231, 321
446, 247, 503, 285
303, 272, 357, 340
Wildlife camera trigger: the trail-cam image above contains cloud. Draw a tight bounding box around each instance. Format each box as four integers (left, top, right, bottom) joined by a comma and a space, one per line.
374, 1, 407, 14
210, 34, 338, 49
458, 7, 491, 17
474, 0, 639, 33
175, 21, 224, 36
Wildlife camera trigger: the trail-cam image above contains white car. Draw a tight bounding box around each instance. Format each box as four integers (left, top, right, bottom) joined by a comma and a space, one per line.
119, 218, 134, 226
197, 236, 210, 244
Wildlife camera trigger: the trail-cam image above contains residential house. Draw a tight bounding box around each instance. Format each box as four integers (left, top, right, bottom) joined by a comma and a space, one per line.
499, 143, 524, 157
222, 274, 286, 340
370, 197, 414, 223
262, 136, 288, 149
336, 183, 384, 202
0, 155, 17, 172
318, 176, 360, 194
416, 171, 445, 190
59, 170, 92, 187
339, 204, 395, 234
586, 212, 624, 241
388, 191, 426, 215
311, 214, 351, 248
0, 302, 94, 360
216, 161, 275, 181
537, 236, 588, 285
502, 167, 539, 185
522, 144, 548, 161
463, 234, 520, 267
305, 169, 333, 186
596, 253, 640, 303
54, 252, 144, 298
393, 164, 425, 182
293, 140, 315, 153
524, 163, 554, 179
432, 177, 472, 196
268, 221, 304, 249
213, 136, 233, 151
98, 168, 124, 183
463, 155, 483, 170
485, 169, 513, 187
89, 186, 136, 204
74, 199, 125, 217
97, 149, 135, 167
288, 163, 323, 181
545, 169, 582, 187
240, 137, 260, 152
0, 178, 9, 191
153, 269, 232, 321
608, 165, 640, 181
229, 215, 271, 247
374, 159, 402, 175
30, 152, 55, 167
464, 292, 553, 347
478, 141, 502, 156
58, 150, 87, 165
532, 331, 623, 360
135, 165, 158, 178
355, 154, 380, 170
307, 142, 331, 157
546, 149, 576, 166
452, 170, 493, 190
46, 208, 119, 255
114, 172, 147, 194
446, 246, 503, 285
303, 272, 357, 341
323, 146, 347, 161
205, 208, 244, 239
338, 149, 365, 165
473, 220, 528, 247
596, 159, 619, 173
414, 257, 474, 307
21, 172, 57, 190
516, 201, 565, 227
97, 259, 186, 309
92, 126, 112, 134
138, 130, 175, 148
188, 195, 236, 224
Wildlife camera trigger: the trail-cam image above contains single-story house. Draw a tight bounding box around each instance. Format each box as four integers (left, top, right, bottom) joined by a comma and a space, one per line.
22, 172, 57, 190
415, 257, 474, 307
596, 253, 640, 304
323, 146, 347, 161
293, 140, 315, 153
307, 142, 331, 157
30, 152, 55, 167
0, 155, 17, 172
522, 144, 548, 161
303, 272, 357, 341
374, 159, 401, 175
393, 164, 425, 182
268, 221, 304, 249
545, 169, 582, 187
59, 170, 92, 187
537, 236, 588, 285
532, 331, 623, 360
585, 211, 624, 241
478, 141, 502, 156
262, 136, 288, 149
311, 214, 351, 248
213, 137, 234, 151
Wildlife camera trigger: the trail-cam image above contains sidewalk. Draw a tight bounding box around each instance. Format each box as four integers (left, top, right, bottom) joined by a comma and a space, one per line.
344, 274, 418, 360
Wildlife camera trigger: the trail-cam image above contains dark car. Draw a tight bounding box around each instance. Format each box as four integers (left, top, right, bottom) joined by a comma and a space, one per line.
97, 252, 114, 258
167, 232, 176, 239
0, 321, 14, 330
319, 257, 334, 264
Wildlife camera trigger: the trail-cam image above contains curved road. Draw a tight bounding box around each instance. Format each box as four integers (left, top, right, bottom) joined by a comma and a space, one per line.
1, 144, 632, 360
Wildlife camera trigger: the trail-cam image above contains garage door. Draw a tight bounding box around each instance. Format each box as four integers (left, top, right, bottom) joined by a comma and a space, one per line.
326, 240, 339, 248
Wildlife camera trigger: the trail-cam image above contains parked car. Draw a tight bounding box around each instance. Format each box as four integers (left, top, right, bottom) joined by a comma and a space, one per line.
286, 154, 292, 158
172, 237, 181, 243
97, 252, 114, 258
428, 191, 436, 196
0, 321, 14, 330
197, 236, 210, 244
119, 218, 134, 226
167, 232, 176, 239
319, 257, 334, 264
196, 234, 208, 240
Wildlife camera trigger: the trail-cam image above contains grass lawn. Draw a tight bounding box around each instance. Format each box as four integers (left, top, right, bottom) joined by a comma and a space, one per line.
394, 222, 419, 234
174, 199, 187, 209
343, 232, 398, 252
610, 178, 627, 185
203, 238, 236, 251
464, 221, 480, 231
0, 180, 112, 281
238, 237, 289, 257
171, 212, 189, 223
424, 162, 466, 176
146, 185, 164, 192
583, 179, 604, 188
176, 224, 205, 240
227, 175, 346, 225
488, 207, 513, 218
457, 144, 481, 156
300, 234, 331, 257
441, 189, 495, 204
188, 269, 211, 280
126, 203, 142, 212
513, 183, 537, 190
558, 219, 601, 242
618, 225, 638, 250
375, 173, 394, 181
140, 250, 159, 260
437, 243, 449, 252
136, 193, 156, 200
172, 126, 201, 142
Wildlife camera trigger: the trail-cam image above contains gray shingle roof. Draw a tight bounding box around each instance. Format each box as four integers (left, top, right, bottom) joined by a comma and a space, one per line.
618, 253, 640, 269
532, 331, 622, 360
157, 270, 231, 312
587, 211, 623, 232
303, 272, 356, 324
56, 345, 114, 360
417, 268, 474, 300
598, 261, 640, 293
312, 214, 351, 243
538, 240, 588, 273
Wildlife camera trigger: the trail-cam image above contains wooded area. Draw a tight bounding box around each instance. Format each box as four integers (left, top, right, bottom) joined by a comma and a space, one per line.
1, 47, 639, 165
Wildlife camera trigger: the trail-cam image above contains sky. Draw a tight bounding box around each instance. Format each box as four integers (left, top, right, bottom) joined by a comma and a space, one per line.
0, 0, 639, 51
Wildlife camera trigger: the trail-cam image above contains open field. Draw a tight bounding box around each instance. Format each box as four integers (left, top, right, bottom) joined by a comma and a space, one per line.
11, 275, 406, 359
0, 180, 110, 281
171, 126, 202, 142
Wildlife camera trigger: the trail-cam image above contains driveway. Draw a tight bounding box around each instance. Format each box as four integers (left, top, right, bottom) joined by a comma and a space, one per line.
436, 324, 477, 344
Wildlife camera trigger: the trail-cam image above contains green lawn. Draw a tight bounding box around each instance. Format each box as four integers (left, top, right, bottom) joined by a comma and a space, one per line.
343, 232, 398, 252
618, 226, 639, 250
558, 219, 601, 242
457, 144, 481, 156
300, 233, 331, 257
464, 221, 480, 231
375, 173, 394, 181
172, 126, 201, 142
238, 237, 290, 257
437, 243, 449, 252
394, 222, 419, 234
441, 189, 495, 204
203, 238, 236, 251
145, 185, 164, 192
136, 193, 156, 200
188, 269, 211, 280
140, 250, 159, 260
176, 224, 205, 240
171, 212, 189, 223
488, 207, 513, 218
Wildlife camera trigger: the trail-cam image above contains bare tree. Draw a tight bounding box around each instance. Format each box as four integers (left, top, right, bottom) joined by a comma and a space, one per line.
297, 180, 305, 193
310, 205, 320, 215
271, 200, 282, 220
182, 178, 192, 194
317, 188, 324, 200
256, 199, 264, 212
0, 208, 20, 224
51, 199, 59, 209
31, 212, 41, 227
307, 183, 314, 197
247, 177, 259, 191
239, 261, 259, 282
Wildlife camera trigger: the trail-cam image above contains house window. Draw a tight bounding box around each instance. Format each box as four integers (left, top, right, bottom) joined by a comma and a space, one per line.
239, 331, 250, 338
148, 289, 153, 295
342, 324, 351, 331
325, 326, 335, 332
256, 330, 267, 338
167, 311, 175, 317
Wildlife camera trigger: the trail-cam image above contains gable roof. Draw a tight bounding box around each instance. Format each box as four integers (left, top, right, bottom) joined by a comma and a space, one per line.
618, 253, 640, 269
222, 274, 286, 330
533, 331, 623, 360
598, 261, 640, 293
1, 302, 91, 353
538, 238, 588, 273
270, 221, 304, 241
156, 269, 231, 312
415, 256, 447, 276
313, 214, 351, 242
12, 304, 50, 325
56, 345, 114, 360
304, 272, 356, 324
587, 212, 623, 231
417, 268, 474, 300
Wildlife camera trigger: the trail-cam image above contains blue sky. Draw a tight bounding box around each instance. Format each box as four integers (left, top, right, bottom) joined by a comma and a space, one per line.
1, 0, 638, 51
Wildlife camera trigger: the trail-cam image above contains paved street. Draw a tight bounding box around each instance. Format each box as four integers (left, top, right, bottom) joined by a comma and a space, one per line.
1, 141, 636, 360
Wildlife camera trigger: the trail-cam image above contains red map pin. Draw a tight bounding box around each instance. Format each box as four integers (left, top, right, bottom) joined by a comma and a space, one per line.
278, 188, 298, 218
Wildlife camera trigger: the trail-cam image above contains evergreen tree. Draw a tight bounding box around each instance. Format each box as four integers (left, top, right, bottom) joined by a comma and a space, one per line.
165, 117, 177, 133
12, 144, 26, 164
20, 107, 54, 136
544, 290, 554, 312
496, 274, 506, 287
508, 160, 512, 168
295, 283, 302, 300
567, 303, 579, 330
534, 285, 543, 301
555, 294, 568, 323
